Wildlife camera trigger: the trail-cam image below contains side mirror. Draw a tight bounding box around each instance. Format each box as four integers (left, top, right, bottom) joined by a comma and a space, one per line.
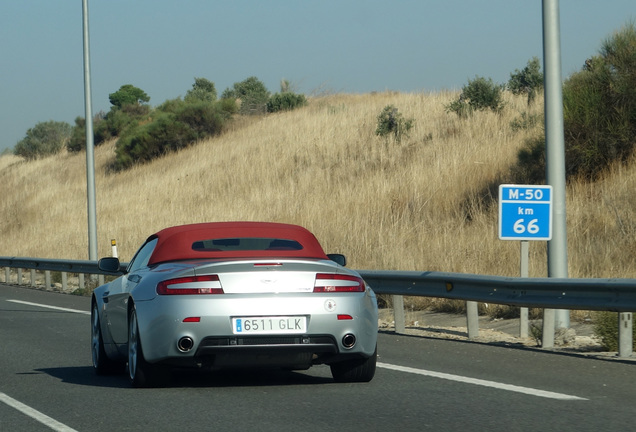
98, 257, 126, 274
327, 253, 346, 267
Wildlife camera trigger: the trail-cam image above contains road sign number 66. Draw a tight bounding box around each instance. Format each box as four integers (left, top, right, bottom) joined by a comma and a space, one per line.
513, 218, 540, 234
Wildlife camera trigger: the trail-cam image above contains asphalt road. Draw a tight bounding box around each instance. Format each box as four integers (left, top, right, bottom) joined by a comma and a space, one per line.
1, 284, 635, 431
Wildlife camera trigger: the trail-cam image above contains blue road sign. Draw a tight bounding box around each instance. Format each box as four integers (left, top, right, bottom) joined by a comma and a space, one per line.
499, 185, 553, 241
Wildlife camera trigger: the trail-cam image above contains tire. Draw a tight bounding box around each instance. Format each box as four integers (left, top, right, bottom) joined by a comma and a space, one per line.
330, 346, 377, 383
128, 308, 165, 387
91, 302, 121, 375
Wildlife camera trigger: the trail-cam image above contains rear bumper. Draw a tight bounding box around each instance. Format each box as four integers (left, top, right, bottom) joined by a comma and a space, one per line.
193, 334, 339, 368
134, 290, 378, 365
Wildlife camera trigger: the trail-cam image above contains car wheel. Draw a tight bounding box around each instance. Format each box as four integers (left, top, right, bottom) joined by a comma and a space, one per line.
91, 302, 121, 375
128, 308, 164, 387
330, 346, 377, 383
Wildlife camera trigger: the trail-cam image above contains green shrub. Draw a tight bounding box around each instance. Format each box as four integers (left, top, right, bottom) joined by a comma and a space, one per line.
217, 97, 239, 116
15, 121, 72, 160
95, 110, 128, 143
159, 97, 237, 122
67, 117, 88, 153
445, 98, 472, 119
69, 83, 151, 154
113, 101, 229, 169
114, 112, 197, 169
175, 101, 225, 136
512, 22, 636, 182
185, 77, 217, 103
561, 22, 636, 180
221, 76, 270, 115
156, 98, 186, 114
97, 106, 148, 142
375, 105, 414, 143
463, 76, 505, 113
508, 57, 544, 105
68, 105, 149, 153
156, 97, 236, 119
446, 76, 505, 117
267, 92, 307, 113
593, 311, 636, 351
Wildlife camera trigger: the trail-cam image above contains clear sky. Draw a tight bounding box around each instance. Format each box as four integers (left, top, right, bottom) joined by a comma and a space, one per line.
1, 1, 634, 152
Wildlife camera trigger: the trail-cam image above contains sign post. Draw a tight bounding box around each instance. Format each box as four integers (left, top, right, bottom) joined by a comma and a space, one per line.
499, 185, 553, 339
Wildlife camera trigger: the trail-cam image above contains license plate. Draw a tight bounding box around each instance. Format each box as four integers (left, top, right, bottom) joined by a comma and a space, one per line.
232, 316, 306, 334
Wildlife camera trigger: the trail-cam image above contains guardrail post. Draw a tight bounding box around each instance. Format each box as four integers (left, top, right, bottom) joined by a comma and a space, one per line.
466, 301, 479, 339
520, 308, 529, 338
619, 313, 633, 358
393, 295, 406, 334
17, 268, 22, 285
98, 274, 104, 286
45, 271, 51, 289
30, 269, 36, 287
61, 272, 68, 292
4, 267, 9, 283
520, 241, 529, 338
542, 309, 556, 348
79, 274, 85, 290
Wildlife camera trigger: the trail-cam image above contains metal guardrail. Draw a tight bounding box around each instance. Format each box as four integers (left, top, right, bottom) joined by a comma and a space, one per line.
0, 257, 109, 293
357, 270, 636, 312
1, 257, 634, 357
0, 257, 106, 275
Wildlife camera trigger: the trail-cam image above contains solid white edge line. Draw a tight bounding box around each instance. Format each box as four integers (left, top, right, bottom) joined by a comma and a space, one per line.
0, 392, 79, 432
377, 362, 587, 401
6, 300, 90, 315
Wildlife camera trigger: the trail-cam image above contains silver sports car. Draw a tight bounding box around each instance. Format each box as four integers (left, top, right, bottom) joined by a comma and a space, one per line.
91, 222, 378, 387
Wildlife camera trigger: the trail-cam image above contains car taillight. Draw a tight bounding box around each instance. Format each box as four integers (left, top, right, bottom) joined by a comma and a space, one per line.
313, 274, 365, 292
156, 275, 224, 295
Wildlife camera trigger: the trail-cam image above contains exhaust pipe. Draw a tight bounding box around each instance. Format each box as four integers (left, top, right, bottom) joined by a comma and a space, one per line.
177, 336, 194, 352
342, 334, 356, 348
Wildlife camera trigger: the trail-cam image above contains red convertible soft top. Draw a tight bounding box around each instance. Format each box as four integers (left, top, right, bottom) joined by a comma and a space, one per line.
147, 222, 328, 265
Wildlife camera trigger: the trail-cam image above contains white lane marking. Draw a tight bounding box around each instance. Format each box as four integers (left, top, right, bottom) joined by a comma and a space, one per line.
377, 362, 587, 401
7, 300, 90, 315
0, 392, 79, 432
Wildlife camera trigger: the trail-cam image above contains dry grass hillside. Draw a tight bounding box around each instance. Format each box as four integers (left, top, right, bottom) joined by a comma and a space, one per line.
2, 91, 636, 281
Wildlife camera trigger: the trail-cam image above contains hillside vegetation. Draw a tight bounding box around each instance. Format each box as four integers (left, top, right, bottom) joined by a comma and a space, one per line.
1, 91, 636, 282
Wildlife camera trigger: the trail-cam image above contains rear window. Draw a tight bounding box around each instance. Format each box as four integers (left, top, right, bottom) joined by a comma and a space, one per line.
192, 238, 303, 252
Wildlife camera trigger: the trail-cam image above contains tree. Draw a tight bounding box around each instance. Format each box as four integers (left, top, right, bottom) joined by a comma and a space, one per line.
113, 100, 232, 170
15, 121, 72, 160
221, 76, 270, 115
446, 76, 504, 117
185, 77, 217, 103
513, 21, 636, 182
508, 56, 544, 105
108, 84, 150, 109
561, 21, 636, 179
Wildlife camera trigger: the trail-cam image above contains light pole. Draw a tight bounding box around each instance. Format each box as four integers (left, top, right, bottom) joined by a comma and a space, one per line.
542, 0, 569, 344
82, 0, 98, 261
